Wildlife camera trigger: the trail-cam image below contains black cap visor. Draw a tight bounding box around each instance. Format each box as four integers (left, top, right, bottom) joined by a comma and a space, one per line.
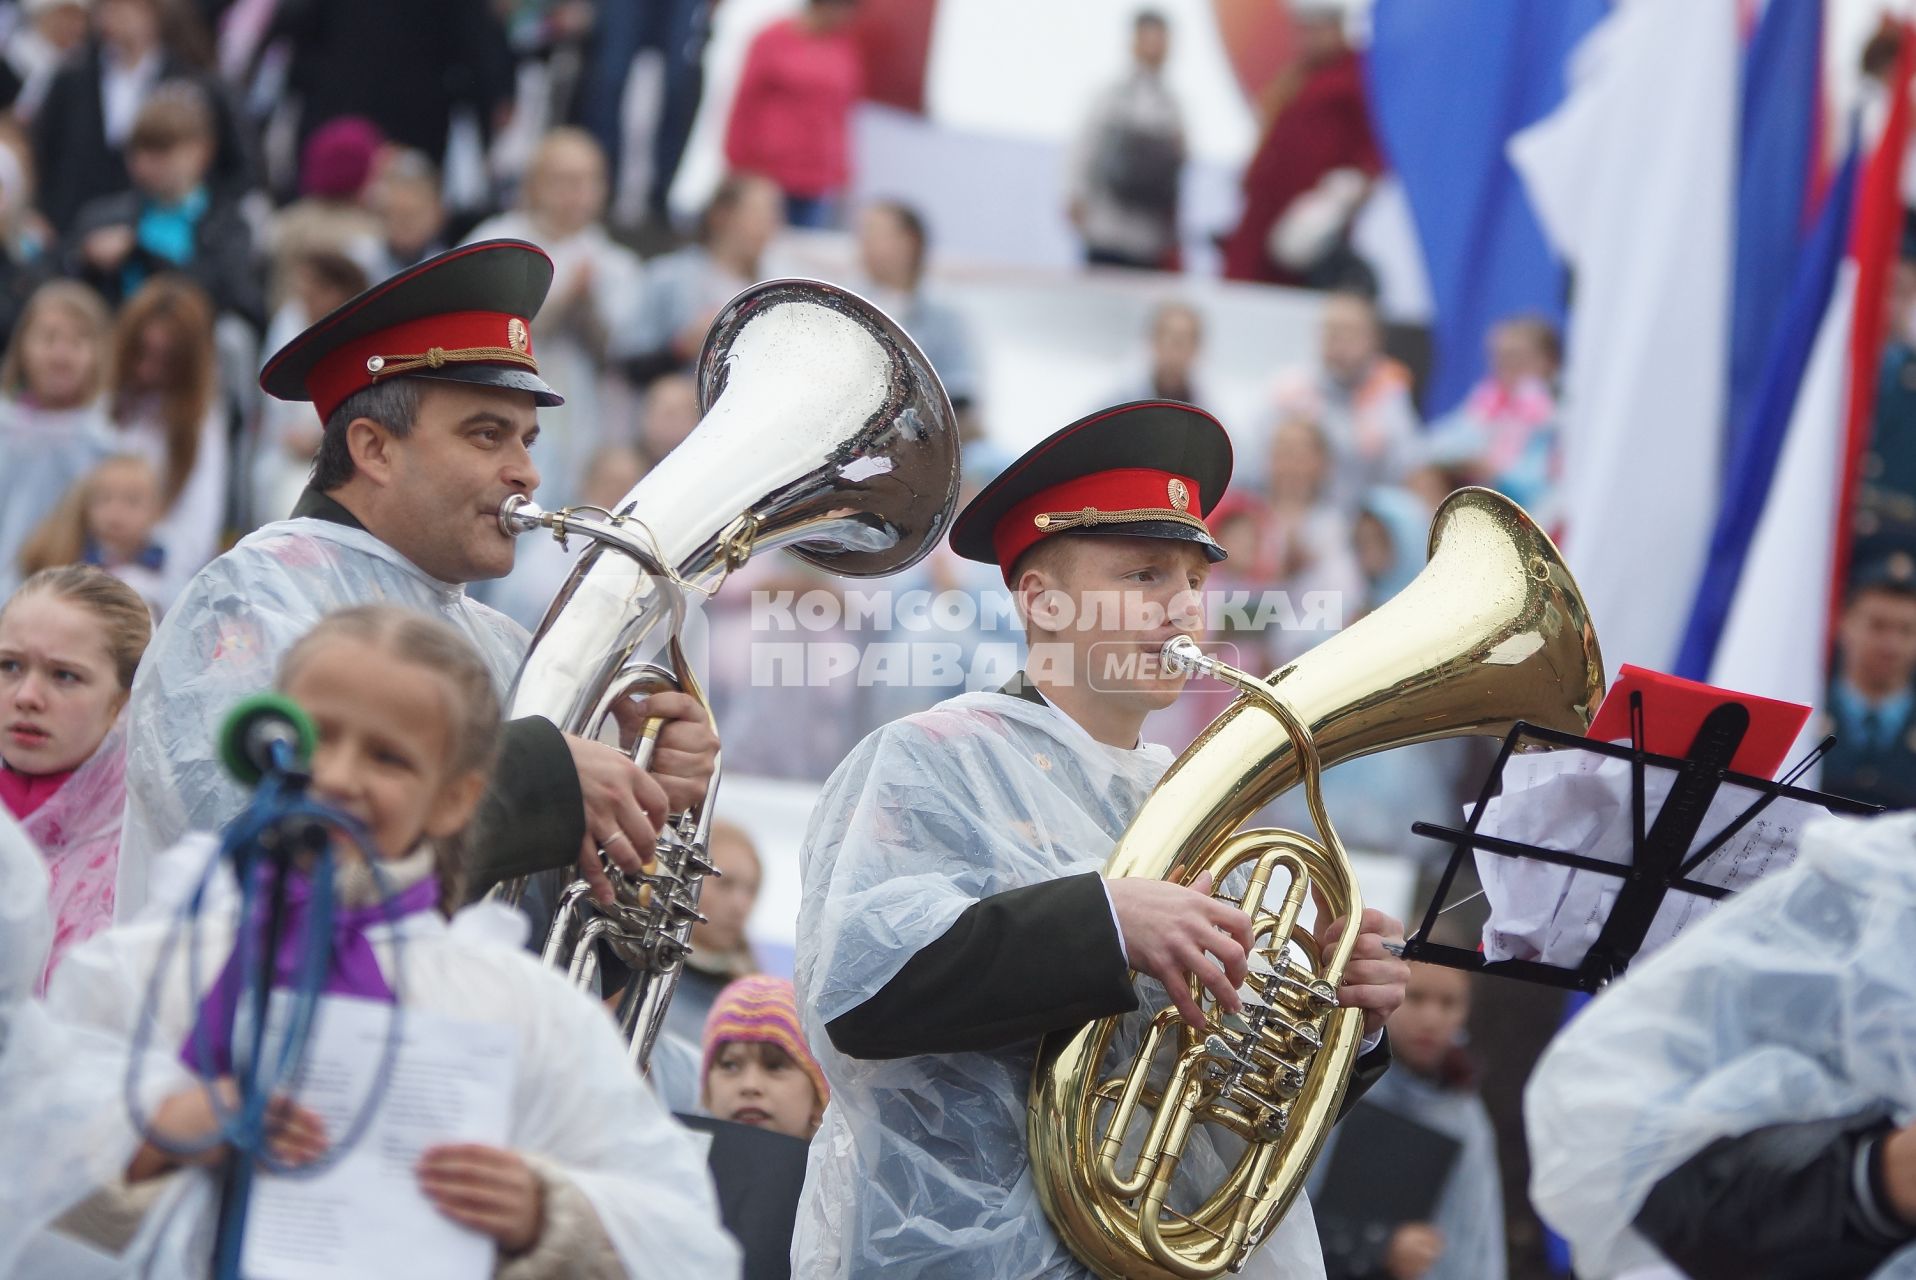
402, 363, 564, 407
1053, 519, 1227, 562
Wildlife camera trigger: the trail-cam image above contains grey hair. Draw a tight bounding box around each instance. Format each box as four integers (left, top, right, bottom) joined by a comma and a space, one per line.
311, 377, 425, 491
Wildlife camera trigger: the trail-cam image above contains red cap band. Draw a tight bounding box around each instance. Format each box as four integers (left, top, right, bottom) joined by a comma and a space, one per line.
992, 467, 1204, 579
305, 309, 537, 420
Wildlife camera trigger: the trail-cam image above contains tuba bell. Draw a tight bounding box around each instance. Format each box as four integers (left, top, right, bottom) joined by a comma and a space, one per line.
1028, 487, 1605, 1279
492, 279, 959, 1069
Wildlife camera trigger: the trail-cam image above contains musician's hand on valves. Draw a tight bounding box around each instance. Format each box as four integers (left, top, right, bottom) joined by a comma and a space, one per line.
1108, 871, 1254, 1029
610, 690, 718, 814
1317, 907, 1410, 1036
564, 734, 666, 906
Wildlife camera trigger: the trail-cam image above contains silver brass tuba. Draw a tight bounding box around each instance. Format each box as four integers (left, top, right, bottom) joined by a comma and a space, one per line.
492, 279, 960, 1068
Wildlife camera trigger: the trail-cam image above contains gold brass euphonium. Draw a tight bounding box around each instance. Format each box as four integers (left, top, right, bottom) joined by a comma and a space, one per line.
1028, 488, 1605, 1279
492, 279, 959, 1069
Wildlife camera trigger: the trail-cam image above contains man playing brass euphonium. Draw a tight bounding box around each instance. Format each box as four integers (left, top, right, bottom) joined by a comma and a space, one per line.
791, 402, 1409, 1279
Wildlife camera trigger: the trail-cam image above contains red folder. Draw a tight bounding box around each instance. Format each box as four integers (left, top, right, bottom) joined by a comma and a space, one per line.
1586, 665, 1811, 780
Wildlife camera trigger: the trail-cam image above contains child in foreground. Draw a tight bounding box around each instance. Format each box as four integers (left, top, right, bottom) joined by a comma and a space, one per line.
38, 604, 739, 1278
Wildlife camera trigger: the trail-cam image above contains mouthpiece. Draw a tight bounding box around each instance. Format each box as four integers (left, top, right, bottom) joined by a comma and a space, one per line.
1161, 635, 1212, 679
497, 494, 547, 537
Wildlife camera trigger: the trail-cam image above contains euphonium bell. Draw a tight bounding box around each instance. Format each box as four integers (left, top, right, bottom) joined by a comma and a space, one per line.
492, 279, 959, 1070
1028, 487, 1605, 1279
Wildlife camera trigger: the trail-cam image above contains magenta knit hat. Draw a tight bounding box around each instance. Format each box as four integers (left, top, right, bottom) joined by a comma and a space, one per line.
700, 975, 828, 1108
300, 117, 384, 199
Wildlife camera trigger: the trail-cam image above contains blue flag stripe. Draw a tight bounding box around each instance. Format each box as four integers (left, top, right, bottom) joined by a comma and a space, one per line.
1675, 146, 1861, 682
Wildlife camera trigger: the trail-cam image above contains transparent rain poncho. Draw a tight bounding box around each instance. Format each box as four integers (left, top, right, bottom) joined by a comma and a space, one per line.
792, 691, 1325, 1279
118, 518, 528, 916
0, 811, 154, 1279
12, 718, 131, 992
30, 837, 742, 1279
1526, 811, 1916, 1278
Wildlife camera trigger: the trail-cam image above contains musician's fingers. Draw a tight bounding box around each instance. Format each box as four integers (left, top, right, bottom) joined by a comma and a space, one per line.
1163, 970, 1209, 1029
577, 838, 615, 906
627, 766, 669, 831
1188, 870, 1214, 897
1204, 929, 1250, 989
1362, 907, 1407, 948
1347, 929, 1393, 962
1179, 938, 1241, 1017
1317, 912, 1349, 950
649, 746, 716, 808
1204, 899, 1255, 951
655, 716, 718, 758
637, 691, 705, 724
605, 789, 656, 876
606, 692, 649, 739
1341, 955, 1410, 991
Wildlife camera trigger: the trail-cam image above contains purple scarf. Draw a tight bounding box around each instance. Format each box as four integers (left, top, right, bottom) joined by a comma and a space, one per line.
180, 866, 441, 1075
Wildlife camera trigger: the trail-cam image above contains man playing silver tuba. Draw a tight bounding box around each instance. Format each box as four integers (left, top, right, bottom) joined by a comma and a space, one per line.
118, 239, 718, 919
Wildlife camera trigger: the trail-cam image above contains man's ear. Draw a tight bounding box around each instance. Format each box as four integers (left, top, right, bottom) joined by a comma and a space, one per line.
346, 417, 399, 488
1016, 564, 1068, 637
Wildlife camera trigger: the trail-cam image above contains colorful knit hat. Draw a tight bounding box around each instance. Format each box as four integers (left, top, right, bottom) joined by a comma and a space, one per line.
700, 975, 828, 1109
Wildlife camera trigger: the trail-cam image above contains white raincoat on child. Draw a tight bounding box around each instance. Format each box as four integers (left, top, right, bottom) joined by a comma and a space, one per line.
117, 518, 528, 916
1527, 811, 1916, 1278
31, 837, 742, 1279
0, 812, 153, 1279
792, 690, 1325, 1279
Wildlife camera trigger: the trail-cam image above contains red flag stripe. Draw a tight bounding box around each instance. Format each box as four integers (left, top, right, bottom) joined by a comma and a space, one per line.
1830, 22, 1915, 643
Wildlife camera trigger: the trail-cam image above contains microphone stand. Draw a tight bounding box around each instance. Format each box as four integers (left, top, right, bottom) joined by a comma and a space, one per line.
205, 741, 337, 1280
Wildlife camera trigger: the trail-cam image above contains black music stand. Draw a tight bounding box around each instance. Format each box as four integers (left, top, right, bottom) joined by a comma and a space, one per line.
1400, 693, 1879, 992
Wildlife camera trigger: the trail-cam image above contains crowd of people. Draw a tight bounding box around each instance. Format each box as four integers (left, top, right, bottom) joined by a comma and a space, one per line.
0, 1, 1912, 1279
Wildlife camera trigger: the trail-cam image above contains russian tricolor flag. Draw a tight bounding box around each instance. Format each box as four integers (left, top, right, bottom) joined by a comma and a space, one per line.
1511, 0, 1914, 768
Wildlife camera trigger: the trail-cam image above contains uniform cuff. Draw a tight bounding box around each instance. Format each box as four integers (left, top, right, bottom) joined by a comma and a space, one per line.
1101, 877, 1128, 966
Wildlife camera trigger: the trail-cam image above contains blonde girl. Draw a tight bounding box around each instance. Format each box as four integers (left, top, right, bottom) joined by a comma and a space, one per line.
0, 565, 150, 987
40, 605, 737, 1278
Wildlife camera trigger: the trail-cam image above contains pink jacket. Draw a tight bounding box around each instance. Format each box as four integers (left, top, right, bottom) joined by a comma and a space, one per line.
724, 17, 863, 197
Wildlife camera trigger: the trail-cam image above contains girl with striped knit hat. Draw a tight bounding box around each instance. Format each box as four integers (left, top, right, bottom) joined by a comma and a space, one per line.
701, 975, 827, 1141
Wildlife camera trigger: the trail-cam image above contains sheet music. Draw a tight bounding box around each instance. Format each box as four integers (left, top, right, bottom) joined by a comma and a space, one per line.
239, 994, 519, 1280
1474, 751, 1832, 967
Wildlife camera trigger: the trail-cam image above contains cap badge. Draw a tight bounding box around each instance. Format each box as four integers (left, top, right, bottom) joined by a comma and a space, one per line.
1167, 478, 1190, 512
508, 317, 529, 353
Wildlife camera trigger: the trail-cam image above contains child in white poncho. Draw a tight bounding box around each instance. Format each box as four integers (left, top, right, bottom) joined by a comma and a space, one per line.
30, 605, 740, 1278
